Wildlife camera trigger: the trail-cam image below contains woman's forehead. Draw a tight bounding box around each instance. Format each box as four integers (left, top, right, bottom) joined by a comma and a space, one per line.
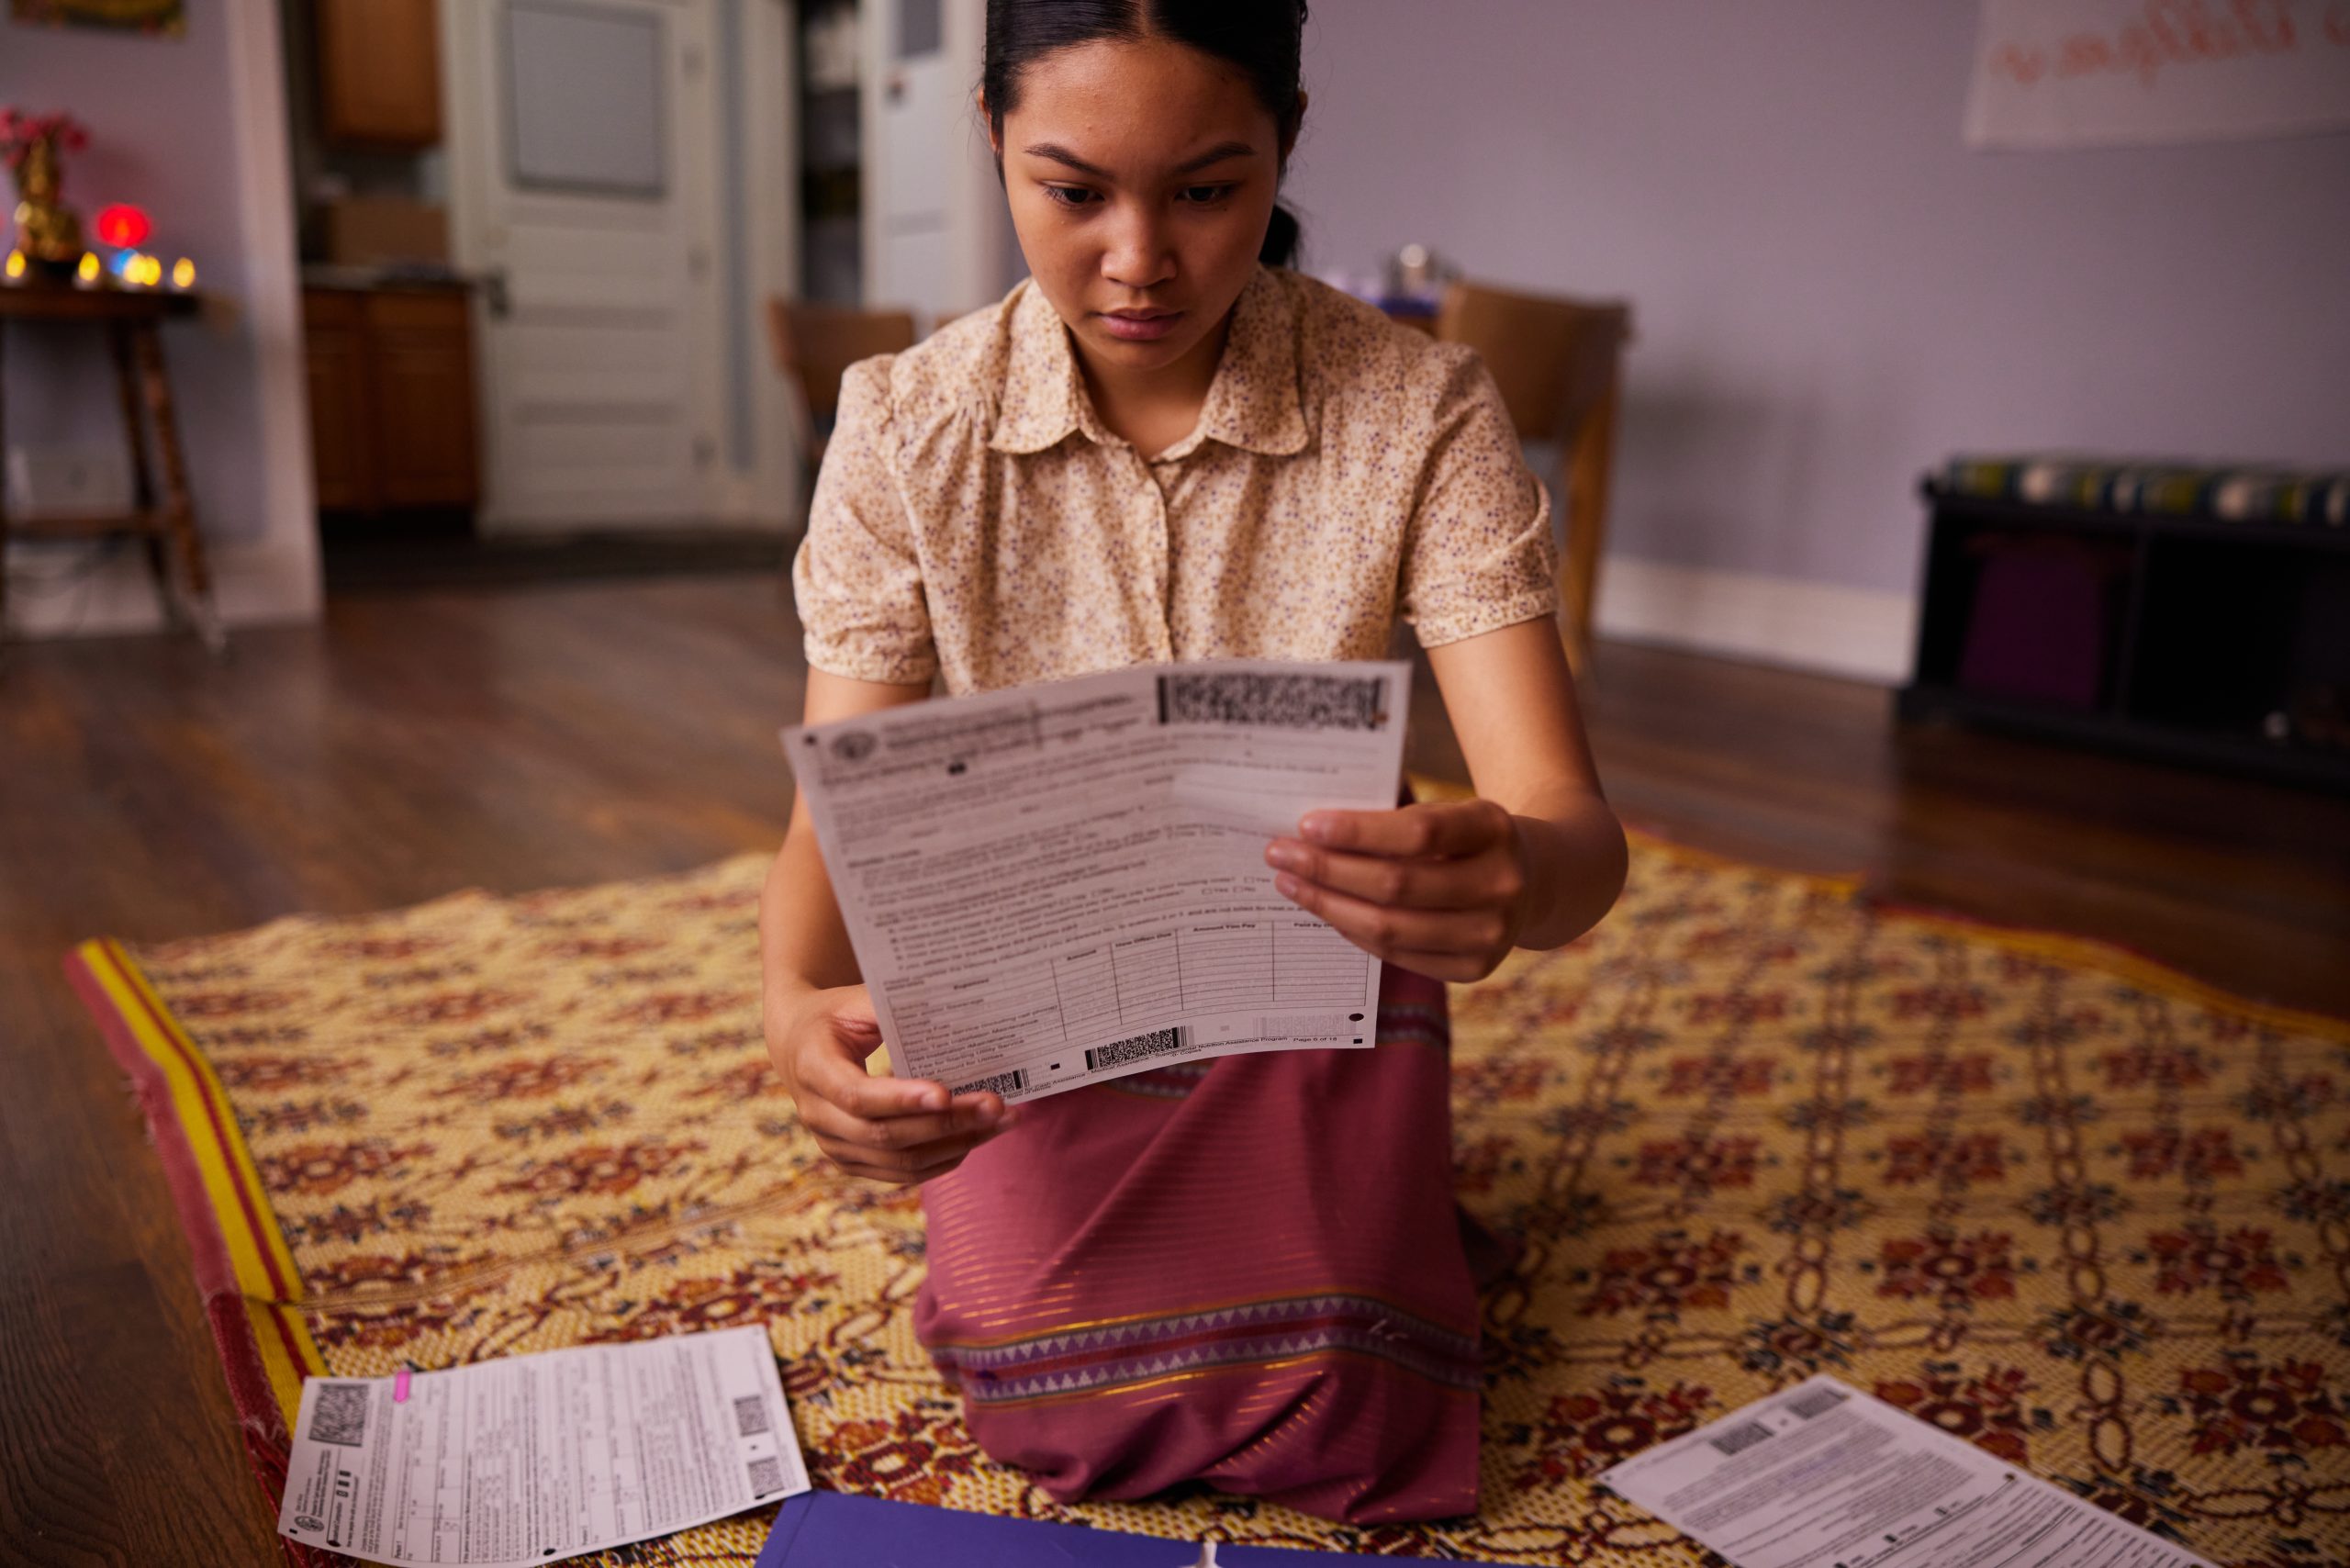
1002, 38, 1274, 175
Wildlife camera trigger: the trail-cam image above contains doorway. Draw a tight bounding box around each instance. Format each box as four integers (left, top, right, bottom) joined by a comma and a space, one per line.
442, 0, 731, 532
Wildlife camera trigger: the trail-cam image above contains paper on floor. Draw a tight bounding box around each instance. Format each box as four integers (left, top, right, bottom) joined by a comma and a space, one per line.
783, 659, 1410, 1103
277, 1325, 808, 1567
1596, 1374, 2217, 1568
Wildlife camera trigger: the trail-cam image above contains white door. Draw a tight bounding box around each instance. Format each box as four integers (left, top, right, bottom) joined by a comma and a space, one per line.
862, 0, 1012, 323
442, 0, 726, 531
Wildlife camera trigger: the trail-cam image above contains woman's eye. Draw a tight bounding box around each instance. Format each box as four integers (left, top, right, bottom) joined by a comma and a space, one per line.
1043, 185, 1100, 209
1179, 185, 1236, 205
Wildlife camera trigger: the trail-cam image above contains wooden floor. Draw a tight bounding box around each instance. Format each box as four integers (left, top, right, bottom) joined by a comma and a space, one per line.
3, 574, 2344, 1563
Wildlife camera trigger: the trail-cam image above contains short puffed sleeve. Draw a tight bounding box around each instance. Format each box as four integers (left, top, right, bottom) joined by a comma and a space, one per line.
1395, 349, 1561, 647
789, 357, 939, 686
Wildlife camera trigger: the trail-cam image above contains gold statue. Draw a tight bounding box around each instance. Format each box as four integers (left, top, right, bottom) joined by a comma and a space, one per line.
4, 109, 91, 281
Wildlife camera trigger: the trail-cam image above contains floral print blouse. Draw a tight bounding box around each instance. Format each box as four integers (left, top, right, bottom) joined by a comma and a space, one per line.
793, 263, 1557, 695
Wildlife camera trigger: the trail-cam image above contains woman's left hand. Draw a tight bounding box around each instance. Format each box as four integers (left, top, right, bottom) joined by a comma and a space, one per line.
1266, 800, 1533, 983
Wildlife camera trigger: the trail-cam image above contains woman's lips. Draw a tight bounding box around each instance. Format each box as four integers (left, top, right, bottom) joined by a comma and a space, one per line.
1097, 309, 1182, 342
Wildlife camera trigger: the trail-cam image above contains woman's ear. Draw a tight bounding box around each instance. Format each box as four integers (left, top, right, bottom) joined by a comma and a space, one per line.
977, 88, 1001, 159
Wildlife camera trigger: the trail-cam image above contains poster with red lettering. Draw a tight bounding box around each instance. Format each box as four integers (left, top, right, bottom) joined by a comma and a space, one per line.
1965, 0, 2350, 148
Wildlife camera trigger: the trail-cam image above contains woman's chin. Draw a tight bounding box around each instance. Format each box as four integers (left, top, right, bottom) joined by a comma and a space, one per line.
1080, 320, 1205, 372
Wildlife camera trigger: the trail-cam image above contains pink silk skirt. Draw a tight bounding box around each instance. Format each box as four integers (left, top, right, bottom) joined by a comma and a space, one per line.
913, 967, 1481, 1523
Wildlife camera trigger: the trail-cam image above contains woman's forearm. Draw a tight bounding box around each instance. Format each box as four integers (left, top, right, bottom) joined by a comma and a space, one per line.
1419, 621, 1626, 956
763, 668, 934, 1014
759, 812, 860, 1008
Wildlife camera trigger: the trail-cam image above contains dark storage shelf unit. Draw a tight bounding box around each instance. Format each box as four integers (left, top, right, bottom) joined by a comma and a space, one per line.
796, 2, 863, 306
1899, 487, 2350, 792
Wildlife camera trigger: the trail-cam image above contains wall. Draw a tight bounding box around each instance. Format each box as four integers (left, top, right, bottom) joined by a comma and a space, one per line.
2, 0, 317, 637
1289, 0, 2350, 679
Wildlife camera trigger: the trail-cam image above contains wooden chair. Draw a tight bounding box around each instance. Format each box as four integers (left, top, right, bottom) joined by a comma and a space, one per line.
766, 299, 919, 477
1436, 280, 1632, 678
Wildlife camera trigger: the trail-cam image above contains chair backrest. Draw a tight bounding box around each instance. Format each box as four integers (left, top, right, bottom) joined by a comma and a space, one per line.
1435, 279, 1635, 679
1435, 281, 1631, 443
767, 299, 920, 434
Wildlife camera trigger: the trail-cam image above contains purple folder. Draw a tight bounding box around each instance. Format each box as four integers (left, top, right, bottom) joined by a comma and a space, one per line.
757, 1490, 1508, 1565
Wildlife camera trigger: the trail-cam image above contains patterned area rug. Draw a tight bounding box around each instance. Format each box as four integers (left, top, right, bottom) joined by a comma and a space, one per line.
68, 833, 2350, 1566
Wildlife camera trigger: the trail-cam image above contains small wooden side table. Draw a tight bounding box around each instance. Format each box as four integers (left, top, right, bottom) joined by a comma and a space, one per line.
0, 282, 222, 649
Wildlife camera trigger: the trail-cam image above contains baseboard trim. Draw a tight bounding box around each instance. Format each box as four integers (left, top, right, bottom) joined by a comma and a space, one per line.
1595, 556, 1917, 685
5, 535, 320, 641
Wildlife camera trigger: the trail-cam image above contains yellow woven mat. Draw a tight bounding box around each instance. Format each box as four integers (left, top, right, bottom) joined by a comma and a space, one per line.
74, 833, 2350, 1565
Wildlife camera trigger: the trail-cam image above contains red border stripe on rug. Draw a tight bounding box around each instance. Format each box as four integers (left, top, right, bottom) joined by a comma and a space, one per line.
102, 942, 297, 1301
62, 940, 325, 1430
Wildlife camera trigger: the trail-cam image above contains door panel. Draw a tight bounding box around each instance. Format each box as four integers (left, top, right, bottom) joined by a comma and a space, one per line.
443, 0, 724, 532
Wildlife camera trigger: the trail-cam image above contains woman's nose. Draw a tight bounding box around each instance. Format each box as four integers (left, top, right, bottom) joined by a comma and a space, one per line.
1102, 206, 1176, 290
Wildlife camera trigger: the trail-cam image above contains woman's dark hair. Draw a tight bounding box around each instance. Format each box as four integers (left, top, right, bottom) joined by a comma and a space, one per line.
984, 0, 1308, 269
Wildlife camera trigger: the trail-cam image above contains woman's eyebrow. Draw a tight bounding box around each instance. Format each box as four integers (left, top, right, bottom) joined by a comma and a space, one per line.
1019, 140, 1259, 179
1174, 140, 1259, 174
1022, 143, 1114, 177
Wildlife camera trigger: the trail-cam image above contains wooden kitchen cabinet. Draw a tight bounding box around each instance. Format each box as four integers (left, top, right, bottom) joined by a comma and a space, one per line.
365, 292, 479, 508
302, 286, 479, 516
302, 290, 376, 510
318, 0, 442, 149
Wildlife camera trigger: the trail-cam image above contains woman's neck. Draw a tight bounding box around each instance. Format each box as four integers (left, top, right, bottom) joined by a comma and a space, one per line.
1072, 306, 1235, 462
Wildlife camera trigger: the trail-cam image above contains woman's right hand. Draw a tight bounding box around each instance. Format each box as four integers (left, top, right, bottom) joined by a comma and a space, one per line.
767, 982, 1013, 1184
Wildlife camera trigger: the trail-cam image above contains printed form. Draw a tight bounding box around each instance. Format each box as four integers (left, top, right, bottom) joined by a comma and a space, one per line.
276, 1326, 808, 1566
1597, 1375, 2217, 1568
784, 660, 1411, 1103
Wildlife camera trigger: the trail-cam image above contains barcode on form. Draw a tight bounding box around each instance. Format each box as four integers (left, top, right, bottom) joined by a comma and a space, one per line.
1710, 1420, 1774, 1456
308, 1382, 370, 1448
1157, 671, 1386, 731
1084, 1027, 1189, 1071
1784, 1385, 1848, 1420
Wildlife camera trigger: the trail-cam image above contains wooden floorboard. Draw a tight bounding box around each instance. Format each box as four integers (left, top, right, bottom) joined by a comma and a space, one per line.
3, 573, 2344, 1563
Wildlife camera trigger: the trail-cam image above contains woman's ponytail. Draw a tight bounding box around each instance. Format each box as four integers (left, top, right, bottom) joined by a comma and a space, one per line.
1259, 204, 1302, 270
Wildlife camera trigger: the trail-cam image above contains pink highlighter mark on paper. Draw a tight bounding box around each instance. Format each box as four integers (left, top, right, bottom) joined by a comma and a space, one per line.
394, 1368, 411, 1403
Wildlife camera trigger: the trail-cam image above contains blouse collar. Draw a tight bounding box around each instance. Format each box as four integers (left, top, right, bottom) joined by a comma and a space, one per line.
989, 266, 1309, 459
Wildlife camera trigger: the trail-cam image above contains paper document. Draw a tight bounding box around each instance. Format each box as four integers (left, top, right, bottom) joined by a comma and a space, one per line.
784, 660, 1411, 1103
1597, 1375, 2217, 1568
277, 1326, 809, 1566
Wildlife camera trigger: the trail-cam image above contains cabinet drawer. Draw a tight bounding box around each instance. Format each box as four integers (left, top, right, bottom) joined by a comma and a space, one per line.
363, 289, 471, 333
301, 287, 366, 330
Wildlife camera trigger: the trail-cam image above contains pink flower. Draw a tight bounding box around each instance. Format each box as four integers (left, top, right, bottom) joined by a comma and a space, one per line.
3, 108, 91, 172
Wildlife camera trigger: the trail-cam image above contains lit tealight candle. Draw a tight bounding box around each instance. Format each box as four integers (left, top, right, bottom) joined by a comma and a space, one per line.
172, 256, 196, 290
77, 251, 102, 286
4, 249, 24, 281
